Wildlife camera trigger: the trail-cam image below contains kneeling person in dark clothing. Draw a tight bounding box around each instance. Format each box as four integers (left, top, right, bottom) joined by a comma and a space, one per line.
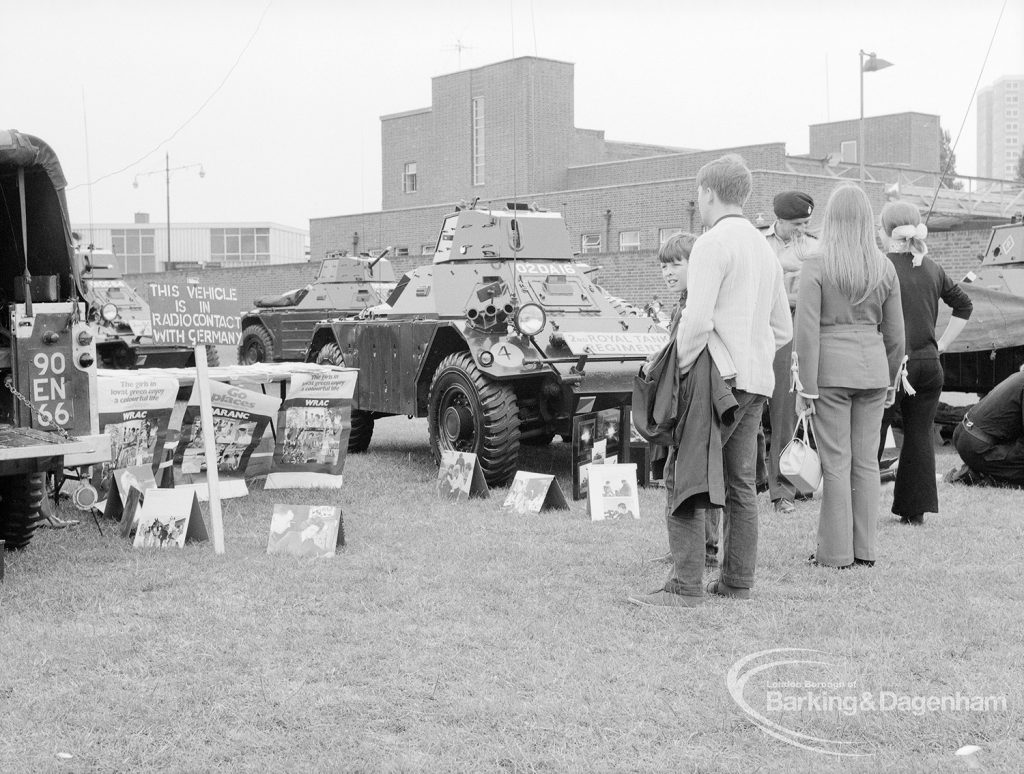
951, 370, 1024, 487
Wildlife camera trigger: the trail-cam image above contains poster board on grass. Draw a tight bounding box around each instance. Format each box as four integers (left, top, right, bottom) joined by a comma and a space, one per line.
172, 381, 280, 499
571, 406, 626, 500
265, 369, 359, 489
501, 472, 569, 514
436, 451, 489, 500
587, 464, 640, 521
132, 489, 208, 548
267, 505, 345, 558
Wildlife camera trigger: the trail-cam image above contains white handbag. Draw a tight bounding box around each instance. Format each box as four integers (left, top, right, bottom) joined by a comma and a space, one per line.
779, 411, 822, 493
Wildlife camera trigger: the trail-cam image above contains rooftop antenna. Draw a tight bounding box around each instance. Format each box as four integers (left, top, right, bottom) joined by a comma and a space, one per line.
444, 38, 475, 69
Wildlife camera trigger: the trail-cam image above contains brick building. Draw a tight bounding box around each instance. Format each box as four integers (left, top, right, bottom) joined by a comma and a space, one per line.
313, 56, 895, 277
977, 75, 1024, 180
807, 112, 941, 171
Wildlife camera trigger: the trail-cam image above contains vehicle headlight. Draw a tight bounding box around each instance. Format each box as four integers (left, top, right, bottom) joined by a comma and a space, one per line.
101, 303, 119, 322
514, 303, 546, 336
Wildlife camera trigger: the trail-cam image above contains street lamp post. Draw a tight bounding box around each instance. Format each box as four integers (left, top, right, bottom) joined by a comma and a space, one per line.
133, 153, 205, 265
859, 50, 894, 184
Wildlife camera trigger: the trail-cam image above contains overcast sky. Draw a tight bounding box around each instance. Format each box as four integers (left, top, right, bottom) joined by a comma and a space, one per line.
4, 0, 1022, 232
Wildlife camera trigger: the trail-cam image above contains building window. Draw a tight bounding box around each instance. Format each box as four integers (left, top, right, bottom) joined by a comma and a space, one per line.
1008, 95, 1020, 103
472, 97, 485, 186
1007, 81, 1019, 89
840, 140, 857, 163
1006, 123, 1019, 132
395, 247, 409, 256
1007, 108, 1020, 117
421, 244, 435, 256
659, 227, 682, 246
110, 228, 156, 273
1008, 137, 1020, 145
581, 234, 602, 254
210, 227, 271, 265
403, 162, 417, 193
618, 231, 641, 252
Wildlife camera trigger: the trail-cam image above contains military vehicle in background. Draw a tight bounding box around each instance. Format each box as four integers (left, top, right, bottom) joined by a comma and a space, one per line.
306, 203, 667, 487
1, 129, 110, 548
940, 221, 1024, 394
75, 244, 216, 368
237, 252, 396, 364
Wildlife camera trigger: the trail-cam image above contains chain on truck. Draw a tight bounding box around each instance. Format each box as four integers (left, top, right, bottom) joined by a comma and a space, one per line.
0, 129, 110, 549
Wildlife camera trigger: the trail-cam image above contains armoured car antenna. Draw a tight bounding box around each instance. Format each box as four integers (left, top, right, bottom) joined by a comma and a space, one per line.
923, 0, 1007, 226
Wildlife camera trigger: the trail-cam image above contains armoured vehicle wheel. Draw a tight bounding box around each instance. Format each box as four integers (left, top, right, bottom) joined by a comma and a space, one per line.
239, 325, 273, 364
0, 473, 47, 550
316, 342, 374, 452
428, 352, 520, 487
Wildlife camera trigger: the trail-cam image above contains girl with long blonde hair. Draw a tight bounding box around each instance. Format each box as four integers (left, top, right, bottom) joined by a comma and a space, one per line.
792, 184, 906, 569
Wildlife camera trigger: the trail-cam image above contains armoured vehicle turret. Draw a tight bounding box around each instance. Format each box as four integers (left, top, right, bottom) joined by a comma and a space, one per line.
1, 129, 110, 548
940, 221, 1024, 393
306, 203, 667, 487
76, 245, 210, 368
238, 253, 396, 364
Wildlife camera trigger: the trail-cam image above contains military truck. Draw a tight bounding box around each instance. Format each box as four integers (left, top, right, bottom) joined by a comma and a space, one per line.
76, 244, 214, 368
1, 129, 110, 548
237, 253, 396, 364
940, 221, 1024, 393
306, 203, 667, 487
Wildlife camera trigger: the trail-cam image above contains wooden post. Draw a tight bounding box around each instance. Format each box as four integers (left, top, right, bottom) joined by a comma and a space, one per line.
194, 345, 225, 554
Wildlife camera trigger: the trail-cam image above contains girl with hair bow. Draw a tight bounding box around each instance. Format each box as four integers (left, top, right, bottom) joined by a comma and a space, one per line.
878, 200, 973, 525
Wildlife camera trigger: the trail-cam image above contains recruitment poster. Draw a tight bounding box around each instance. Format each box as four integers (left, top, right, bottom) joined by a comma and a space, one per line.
265, 368, 359, 489
93, 370, 179, 509
173, 380, 280, 495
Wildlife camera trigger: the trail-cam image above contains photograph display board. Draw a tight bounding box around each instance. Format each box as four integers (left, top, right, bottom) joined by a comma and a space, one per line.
501, 472, 569, 514
571, 407, 626, 500
436, 451, 489, 500
265, 369, 359, 489
103, 465, 159, 527
93, 371, 178, 509
266, 504, 345, 558
173, 381, 280, 498
587, 464, 640, 521
132, 489, 208, 548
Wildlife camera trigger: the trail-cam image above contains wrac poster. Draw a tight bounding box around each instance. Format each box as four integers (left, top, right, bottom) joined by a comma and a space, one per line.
265, 368, 359, 489
173, 381, 280, 495
93, 371, 179, 509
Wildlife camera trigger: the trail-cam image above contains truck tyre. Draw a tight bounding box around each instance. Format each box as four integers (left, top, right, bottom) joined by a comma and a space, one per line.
238, 325, 273, 364
0, 473, 47, 550
428, 351, 520, 487
316, 342, 374, 452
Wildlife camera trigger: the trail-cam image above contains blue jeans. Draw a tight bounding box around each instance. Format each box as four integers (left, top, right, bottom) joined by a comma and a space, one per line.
665, 390, 766, 596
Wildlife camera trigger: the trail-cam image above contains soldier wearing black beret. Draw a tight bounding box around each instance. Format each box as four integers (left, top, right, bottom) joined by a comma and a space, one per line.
763, 190, 818, 513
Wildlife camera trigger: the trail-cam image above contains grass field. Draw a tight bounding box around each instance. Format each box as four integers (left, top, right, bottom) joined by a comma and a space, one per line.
1, 417, 1021, 773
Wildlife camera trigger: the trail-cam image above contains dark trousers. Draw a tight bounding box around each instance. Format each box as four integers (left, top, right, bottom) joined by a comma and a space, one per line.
879, 357, 944, 517
666, 390, 765, 595
953, 423, 1024, 485
768, 339, 799, 502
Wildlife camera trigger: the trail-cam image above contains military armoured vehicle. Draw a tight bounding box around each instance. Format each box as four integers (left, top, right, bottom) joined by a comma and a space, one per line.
76, 244, 213, 368
1, 129, 110, 548
306, 203, 667, 487
238, 253, 396, 364
940, 221, 1024, 393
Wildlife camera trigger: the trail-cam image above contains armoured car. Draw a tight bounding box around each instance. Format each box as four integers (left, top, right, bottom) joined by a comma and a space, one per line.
940, 221, 1024, 393
306, 203, 667, 487
76, 245, 214, 368
238, 253, 396, 364
1, 129, 110, 548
